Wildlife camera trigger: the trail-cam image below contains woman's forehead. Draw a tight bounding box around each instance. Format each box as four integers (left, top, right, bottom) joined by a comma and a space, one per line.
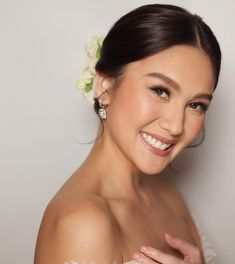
125, 45, 215, 91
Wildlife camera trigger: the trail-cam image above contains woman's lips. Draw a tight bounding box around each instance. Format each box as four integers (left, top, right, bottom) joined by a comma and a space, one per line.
140, 130, 178, 145
139, 131, 174, 157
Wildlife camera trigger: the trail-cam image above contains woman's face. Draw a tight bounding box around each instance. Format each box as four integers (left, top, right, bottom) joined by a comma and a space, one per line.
99, 45, 215, 175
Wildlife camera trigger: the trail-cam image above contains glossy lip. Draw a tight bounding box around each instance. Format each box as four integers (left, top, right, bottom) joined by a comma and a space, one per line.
139, 131, 175, 157
140, 130, 178, 145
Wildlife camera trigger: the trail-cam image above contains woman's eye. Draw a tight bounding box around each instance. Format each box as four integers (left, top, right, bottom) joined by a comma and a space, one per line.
188, 102, 209, 112
150, 85, 170, 99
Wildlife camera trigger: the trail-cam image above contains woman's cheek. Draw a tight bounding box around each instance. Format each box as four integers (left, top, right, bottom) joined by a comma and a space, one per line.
187, 116, 205, 143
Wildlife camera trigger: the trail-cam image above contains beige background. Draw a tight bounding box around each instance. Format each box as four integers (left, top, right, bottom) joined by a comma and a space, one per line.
0, 0, 234, 263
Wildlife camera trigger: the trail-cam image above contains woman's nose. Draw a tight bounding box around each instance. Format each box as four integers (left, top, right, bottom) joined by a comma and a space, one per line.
159, 107, 185, 137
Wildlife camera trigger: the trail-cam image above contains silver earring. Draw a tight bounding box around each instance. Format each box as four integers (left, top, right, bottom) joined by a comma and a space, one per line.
98, 99, 107, 119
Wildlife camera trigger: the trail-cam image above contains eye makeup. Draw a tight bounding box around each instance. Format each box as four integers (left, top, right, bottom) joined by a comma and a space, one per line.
148, 84, 171, 99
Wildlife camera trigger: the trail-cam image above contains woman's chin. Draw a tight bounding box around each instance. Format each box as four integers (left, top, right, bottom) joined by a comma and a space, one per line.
137, 160, 169, 176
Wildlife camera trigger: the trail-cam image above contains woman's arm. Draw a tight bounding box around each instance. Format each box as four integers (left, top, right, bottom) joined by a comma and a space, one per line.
34, 198, 123, 264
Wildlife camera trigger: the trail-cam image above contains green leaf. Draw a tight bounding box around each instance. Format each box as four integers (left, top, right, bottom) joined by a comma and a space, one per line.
96, 44, 101, 58
85, 81, 93, 93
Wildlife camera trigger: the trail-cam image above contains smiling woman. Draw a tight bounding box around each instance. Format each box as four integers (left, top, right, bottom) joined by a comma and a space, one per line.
34, 4, 221, 264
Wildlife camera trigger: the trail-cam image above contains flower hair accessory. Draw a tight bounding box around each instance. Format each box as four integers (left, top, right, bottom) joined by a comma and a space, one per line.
76, 35, 105, 104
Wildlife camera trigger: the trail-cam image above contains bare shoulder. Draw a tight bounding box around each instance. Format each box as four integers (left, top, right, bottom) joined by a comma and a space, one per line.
34, 193, 123, 264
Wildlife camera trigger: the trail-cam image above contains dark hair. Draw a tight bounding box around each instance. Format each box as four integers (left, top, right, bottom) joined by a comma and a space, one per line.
93, 3, 221, 141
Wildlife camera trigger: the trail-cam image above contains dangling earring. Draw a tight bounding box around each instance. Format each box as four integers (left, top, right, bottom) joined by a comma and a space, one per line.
98, 98, 107, 119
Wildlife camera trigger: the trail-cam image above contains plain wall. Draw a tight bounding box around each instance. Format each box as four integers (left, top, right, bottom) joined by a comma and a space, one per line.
0, 0, 234, 263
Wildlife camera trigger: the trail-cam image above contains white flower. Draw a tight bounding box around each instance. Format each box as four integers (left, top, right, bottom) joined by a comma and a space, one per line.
76, 35, 104, 104
85, 35, 104, 59
88, 57, 99, 75
82, 67, 93, 84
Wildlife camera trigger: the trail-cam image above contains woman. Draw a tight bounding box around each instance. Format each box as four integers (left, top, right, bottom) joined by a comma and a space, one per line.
34, 4, 221, 264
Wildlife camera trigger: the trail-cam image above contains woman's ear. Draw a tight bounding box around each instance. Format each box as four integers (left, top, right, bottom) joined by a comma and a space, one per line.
94, 71, 114, 105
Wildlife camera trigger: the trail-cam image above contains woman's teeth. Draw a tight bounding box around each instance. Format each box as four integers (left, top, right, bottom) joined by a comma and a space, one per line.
141, 132, 171, 150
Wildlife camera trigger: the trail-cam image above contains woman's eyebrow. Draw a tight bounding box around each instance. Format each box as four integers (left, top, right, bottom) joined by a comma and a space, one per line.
145, 72, 213, 101
191, 93, 213, 101
145, 72, 180, 91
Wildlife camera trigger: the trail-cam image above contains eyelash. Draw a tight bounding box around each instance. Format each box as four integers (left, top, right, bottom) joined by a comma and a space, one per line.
149, 84, 170, 98
149, 84, 209, 113
188, 102, 209, 112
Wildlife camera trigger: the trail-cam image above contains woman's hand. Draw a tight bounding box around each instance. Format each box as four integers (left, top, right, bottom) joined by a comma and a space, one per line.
132, 233, 203, 264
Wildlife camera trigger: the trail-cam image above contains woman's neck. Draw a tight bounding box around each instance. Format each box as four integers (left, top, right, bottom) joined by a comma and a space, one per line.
79, 128, 146, 201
